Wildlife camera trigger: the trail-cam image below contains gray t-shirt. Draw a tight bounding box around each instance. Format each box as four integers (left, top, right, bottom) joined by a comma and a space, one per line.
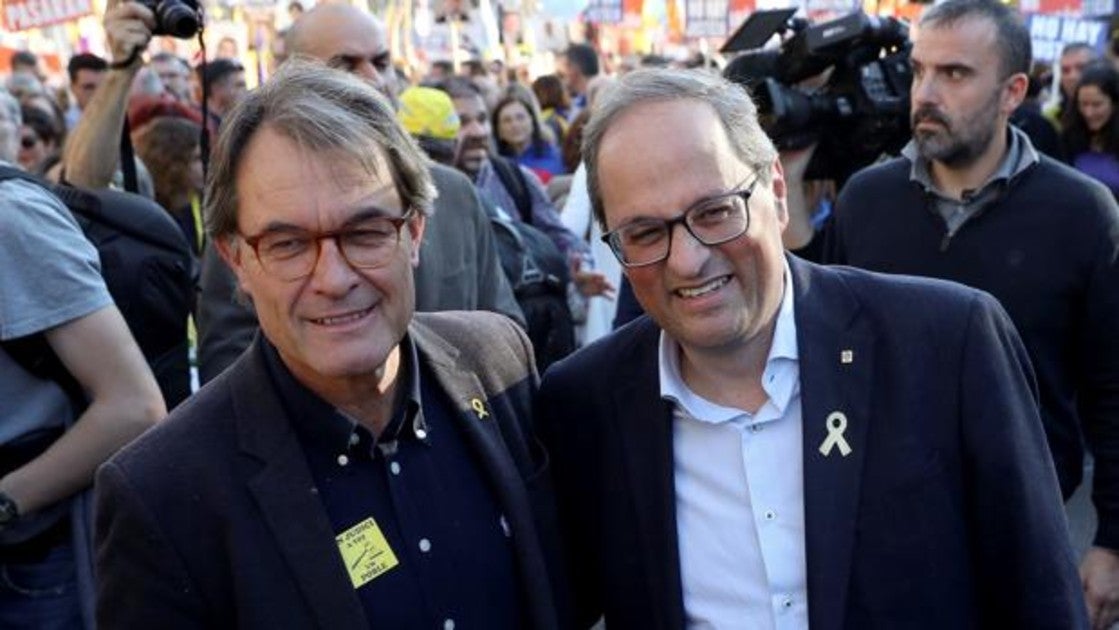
0, 175, 112, 444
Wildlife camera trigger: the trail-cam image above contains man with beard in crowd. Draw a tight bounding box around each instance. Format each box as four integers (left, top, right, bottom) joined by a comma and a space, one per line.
825, 1, 1119, 626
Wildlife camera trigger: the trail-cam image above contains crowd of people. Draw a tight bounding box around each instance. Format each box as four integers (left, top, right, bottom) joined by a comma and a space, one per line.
2, 0, 1119, 627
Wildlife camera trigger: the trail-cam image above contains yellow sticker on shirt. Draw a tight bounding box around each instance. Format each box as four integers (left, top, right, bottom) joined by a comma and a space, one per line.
336, 517, 399, 589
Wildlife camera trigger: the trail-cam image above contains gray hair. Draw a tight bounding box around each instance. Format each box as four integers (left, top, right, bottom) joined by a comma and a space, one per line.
0, 89, 22, 164
582, 68, 777, 229
205, 58, 436, 239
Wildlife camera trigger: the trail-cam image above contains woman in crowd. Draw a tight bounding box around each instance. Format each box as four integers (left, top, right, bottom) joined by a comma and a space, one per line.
1061, 62, 1119, 198
492, 92, 565, 182
18, 103, 63, 174
133, 116, 206, 255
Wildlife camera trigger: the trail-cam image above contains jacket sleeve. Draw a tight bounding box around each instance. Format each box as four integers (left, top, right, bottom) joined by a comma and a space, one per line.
959, 292, 1088, 626
1077, 199, 1119, 549
95, 462, 210, 629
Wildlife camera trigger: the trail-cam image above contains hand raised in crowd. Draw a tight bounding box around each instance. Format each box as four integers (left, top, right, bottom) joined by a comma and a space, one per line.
1082, 546, 1119, 629
103, 0, 156, 68
573, 268, 614, 299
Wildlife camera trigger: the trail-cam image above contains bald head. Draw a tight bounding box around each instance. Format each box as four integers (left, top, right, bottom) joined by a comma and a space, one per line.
286, 4, 397, 102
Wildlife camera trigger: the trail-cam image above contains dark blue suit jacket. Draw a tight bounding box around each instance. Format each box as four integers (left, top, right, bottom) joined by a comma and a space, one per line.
538, 256, 1086, 629
95, 312, 566, 629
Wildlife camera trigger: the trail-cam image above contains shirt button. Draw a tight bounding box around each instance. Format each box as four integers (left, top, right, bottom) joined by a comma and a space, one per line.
415, 428, 428, 440
751, 424, 764, 433
418, 538, 432, 553
348, 433, 360, 446
337, 454, 349, 467
443, 619, 455, 630
390, 461, 401, 475
782, 596, 793, 608
764, 510, 776, 521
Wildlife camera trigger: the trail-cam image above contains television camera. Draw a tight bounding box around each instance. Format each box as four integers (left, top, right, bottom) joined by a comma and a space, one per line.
723, 10, 913, 184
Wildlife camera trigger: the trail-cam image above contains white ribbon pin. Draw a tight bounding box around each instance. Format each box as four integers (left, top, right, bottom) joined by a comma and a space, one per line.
818, 411, 852, 457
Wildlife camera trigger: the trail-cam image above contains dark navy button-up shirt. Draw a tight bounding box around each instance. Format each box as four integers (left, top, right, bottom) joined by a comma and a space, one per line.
262, 336, 523, 629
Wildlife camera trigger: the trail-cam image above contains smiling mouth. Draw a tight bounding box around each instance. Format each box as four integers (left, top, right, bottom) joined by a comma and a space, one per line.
675, 276, 730, 299
310, 306, 374, 326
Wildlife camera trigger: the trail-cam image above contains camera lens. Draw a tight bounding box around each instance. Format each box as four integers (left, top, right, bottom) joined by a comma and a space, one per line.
156, 0, 200, 38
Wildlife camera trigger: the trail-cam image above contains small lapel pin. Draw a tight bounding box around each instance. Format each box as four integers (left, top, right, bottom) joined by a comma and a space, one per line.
470, 398, 490, 420
840, 349, 854, 364
818, 411, 852, 457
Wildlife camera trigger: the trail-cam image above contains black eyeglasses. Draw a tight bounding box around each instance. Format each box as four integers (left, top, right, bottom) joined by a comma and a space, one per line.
240, 209, 416, 281
601, 177, 760, 267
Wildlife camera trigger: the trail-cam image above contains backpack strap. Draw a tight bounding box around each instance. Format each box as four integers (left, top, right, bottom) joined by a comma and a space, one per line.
491, 157, 534, 225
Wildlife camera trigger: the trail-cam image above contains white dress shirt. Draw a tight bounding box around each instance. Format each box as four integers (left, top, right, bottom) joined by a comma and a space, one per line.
659, 266, 808, 630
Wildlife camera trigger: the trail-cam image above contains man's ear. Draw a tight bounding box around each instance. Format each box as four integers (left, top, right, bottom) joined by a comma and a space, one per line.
214, 235, 253, 298
407, 214, 427, 267
1003, 72, 1029, 114
770, 159, 790, 231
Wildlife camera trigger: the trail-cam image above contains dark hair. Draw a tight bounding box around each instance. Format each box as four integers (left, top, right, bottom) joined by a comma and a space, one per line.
20, 103, 62, 147
532, 74, 569, 111
564, 44, 600, 78
11, 50, 38, 71
67, 53, 107, 83
435, 76, 482, 101
1061, 42, 1096, 59
1061, 62, 1119, 159
431, 60, 454, 76
919, 0, 1030, 79
197, 58, 244, 91
492, 94, 552, 159
134, 116, 203, 214
562, 109, 590, 173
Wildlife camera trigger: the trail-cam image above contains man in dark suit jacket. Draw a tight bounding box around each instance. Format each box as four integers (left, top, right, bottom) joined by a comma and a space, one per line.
537, 67, 1086, 628
96, 61, 565, 629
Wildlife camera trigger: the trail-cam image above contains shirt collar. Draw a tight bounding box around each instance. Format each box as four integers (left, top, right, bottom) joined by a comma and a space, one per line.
658, 261, 798, 423
261, 334, 427, 455
902, 125, 1038, 197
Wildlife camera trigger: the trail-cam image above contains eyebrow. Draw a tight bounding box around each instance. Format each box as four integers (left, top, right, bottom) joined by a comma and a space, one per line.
251, 207, 404, 235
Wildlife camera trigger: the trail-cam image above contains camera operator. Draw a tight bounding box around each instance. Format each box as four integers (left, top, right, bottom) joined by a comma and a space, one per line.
822, 1, 1119, 626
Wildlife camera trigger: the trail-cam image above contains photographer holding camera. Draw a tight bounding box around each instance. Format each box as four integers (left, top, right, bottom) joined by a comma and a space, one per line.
824, 1, 1119, 626
62, 0, 198, 191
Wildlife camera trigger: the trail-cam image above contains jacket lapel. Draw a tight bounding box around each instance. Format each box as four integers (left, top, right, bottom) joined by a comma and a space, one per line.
612, 321, 685, 630
230, 340, 367, 629
790, 257, 873, 630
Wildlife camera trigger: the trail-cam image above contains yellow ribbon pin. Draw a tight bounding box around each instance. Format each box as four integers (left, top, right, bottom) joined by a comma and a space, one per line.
818, 411, 852, 457
470, 398, 490, 420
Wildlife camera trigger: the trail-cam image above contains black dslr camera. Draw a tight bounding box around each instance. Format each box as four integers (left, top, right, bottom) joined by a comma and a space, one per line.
724, 10, 912, 185
138, 0, 202, 39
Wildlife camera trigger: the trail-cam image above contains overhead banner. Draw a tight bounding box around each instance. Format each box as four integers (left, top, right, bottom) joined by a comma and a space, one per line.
3, 0, 93, 31
685, 0, 729, 37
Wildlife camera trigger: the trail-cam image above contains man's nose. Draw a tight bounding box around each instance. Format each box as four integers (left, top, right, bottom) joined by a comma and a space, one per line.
665, 223, 709, 276
308, 238, 360, 293
911, 74, 938, 105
